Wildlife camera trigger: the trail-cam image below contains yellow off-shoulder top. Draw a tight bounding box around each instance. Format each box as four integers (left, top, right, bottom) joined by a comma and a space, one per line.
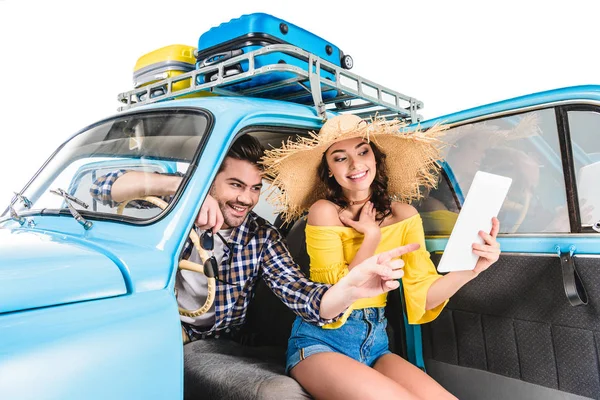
306, 213, 447, 329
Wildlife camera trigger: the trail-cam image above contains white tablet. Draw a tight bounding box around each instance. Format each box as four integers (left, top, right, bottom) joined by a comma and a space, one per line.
437, 171, 512, 273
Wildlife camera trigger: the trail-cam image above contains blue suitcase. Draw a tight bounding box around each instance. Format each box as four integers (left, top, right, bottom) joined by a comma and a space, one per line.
195, 13, 353, 102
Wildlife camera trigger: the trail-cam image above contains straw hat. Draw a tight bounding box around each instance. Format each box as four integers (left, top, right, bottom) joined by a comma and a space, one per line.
262, 114, 447, 223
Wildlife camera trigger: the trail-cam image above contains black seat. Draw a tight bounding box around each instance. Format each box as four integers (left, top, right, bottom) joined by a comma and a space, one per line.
184, 339, 309, 399
273, 213, 296, 238
286, 217, 310, 276
238, 218, 309, 349
238, 217, 310, 348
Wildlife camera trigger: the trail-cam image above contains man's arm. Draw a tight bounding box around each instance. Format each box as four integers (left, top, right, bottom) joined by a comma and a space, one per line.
90, 170, 181, 206
110, 171, 181, 203
318, 245, 413, 319
89, 170, 128, 206
259, 231, 335, 325
91, 170, 224, 233
259, 228, 413, 325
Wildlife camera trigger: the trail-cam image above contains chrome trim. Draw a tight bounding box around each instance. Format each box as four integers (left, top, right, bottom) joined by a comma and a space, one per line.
442, 99, 600, 129
501, 233, 600, 238
426, 232, 600, 239
431, 251, 600, 258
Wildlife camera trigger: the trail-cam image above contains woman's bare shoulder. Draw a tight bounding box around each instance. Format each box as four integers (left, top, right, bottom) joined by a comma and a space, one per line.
307, 199, 344, 226
385, 202, 419, 225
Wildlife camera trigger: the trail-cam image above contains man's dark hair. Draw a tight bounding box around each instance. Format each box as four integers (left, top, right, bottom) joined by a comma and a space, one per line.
218, 134, 265, 173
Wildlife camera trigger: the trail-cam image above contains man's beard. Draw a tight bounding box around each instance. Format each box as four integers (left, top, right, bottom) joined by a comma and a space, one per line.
221, 204, 248, 228
210, 189, 252, 229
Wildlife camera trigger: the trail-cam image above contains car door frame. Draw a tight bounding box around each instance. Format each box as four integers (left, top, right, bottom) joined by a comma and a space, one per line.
416, 96, 600, 400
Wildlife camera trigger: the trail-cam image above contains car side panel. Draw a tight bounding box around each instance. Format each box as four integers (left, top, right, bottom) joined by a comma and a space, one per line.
0, 289, 182, 400
422, 251, 600, 399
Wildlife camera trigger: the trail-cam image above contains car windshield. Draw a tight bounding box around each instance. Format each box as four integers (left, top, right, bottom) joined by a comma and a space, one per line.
5, 110, 210, 221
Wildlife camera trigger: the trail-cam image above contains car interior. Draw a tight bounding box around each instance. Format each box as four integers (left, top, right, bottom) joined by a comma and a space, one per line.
181, 125, 600, 400
178, 129, 419, 399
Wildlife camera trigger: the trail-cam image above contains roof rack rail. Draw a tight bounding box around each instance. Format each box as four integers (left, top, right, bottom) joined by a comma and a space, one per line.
117, 44, 423, 122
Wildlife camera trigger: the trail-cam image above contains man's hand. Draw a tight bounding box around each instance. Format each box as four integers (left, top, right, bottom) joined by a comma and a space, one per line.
319, 243, 419, 320
342, 243, 419, 300
195, 194, 224, 233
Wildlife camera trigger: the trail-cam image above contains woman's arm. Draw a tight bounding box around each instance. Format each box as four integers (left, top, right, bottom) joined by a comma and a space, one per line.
425, 217, 501, 310
425, 270, 476, 310
347, 232, 380, 270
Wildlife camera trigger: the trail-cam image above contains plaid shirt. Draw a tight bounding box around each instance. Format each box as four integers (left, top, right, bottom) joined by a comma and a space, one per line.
90, 170, 336, 332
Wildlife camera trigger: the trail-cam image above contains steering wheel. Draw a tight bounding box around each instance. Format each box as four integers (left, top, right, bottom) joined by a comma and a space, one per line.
502, 191, 532, 234
117, 196, 216, 318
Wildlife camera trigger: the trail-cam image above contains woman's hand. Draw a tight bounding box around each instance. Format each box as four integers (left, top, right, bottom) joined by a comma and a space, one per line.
339, 202, 381, 238
472, 217, 501, 276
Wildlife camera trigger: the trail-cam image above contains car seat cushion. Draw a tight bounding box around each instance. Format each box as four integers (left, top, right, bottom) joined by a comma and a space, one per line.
183, 339, 310, 400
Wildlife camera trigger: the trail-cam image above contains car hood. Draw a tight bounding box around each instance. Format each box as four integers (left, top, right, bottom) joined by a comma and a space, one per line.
0, 229, 127, 314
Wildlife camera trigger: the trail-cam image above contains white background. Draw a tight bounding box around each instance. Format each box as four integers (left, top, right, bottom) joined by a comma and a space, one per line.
0, 0, 598, 208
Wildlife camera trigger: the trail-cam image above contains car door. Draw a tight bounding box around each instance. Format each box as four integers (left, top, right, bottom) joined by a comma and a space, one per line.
0, 109, 214, 400
415, 105, 600, 400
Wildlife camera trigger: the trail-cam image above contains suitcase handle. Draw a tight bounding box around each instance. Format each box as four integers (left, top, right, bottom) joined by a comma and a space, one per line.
199, 49, 244, 67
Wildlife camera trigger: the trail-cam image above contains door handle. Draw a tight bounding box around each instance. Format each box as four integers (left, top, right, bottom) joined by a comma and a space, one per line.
556, 245, 588, 307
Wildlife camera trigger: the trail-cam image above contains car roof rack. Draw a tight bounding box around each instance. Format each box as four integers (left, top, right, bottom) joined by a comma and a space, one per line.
117, 44, 423, 122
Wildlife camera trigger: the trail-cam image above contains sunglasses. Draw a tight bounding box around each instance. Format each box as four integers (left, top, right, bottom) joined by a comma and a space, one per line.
200, 231, 240, 287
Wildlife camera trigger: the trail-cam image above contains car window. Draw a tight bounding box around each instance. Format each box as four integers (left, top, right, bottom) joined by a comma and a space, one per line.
69, 158, 187, 219
417, 109, 569, 234
253, 180, 281, 224
13, 111, 209, 221
567, 109, 600, 229
415, 167, 460, 236
249, 130, 311, 227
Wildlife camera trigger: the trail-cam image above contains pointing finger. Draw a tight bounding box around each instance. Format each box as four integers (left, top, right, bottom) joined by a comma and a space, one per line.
377, 243, 420, 263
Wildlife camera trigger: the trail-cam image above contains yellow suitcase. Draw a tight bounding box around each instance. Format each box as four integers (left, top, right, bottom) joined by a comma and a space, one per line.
133, 44, 212, 100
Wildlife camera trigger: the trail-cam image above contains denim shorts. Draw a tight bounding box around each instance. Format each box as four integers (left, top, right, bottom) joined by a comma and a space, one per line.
285, 307, 391, 374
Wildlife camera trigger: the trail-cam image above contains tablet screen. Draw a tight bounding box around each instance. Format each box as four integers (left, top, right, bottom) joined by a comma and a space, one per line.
437, 171, 512, 273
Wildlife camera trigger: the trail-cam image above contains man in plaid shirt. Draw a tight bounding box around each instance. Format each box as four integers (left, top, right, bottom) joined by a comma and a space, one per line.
90, 135, 410, 343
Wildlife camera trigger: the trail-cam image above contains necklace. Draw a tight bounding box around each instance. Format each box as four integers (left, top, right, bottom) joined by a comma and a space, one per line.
346, 194, 371, 206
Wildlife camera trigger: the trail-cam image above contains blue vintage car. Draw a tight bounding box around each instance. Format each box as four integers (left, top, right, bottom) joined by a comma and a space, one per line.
1, 41, 598, 400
